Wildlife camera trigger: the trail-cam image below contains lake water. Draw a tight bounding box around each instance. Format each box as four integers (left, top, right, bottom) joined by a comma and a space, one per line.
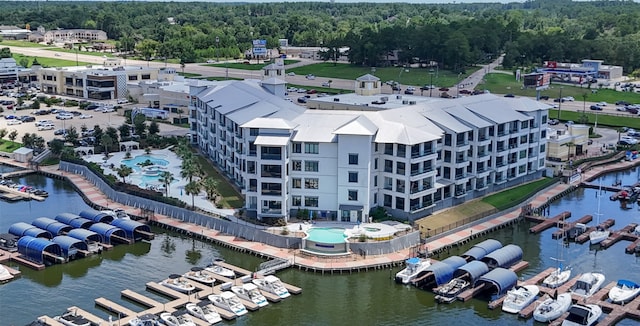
1, 168, 640, 325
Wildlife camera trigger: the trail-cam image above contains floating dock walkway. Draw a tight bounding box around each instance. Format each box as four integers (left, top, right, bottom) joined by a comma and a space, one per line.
527, 211, 571, 234
0, 184, 46, 201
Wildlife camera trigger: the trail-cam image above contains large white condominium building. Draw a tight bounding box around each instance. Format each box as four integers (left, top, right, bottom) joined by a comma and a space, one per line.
189, 66, 550, 223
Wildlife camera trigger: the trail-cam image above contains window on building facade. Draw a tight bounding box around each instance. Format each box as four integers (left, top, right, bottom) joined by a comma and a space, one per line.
348, 190, 358, 201
384, 143, 393, 155
305, 178, 319, 189
395, 197, 405, 210
304, 142, 319, 154
348, 172, 358, 183
305, 196, 319, 207
292, 178, 302, 188
348, 153, 358, 165
305, 161, 319, 172
141, 74, 151, 80
292, 160, 302, 171
292, 196, 302, 206
292, 142, 302, 153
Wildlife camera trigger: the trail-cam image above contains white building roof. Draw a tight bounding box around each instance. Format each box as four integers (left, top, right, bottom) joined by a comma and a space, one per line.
442, 105, 493, 128
356, 74, 380, 82
332, 115, 378, 136
254, 135, 291, 146
242, 117, 298, 129
459, 94, 532, 123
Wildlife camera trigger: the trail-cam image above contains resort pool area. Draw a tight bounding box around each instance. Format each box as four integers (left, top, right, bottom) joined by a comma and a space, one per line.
305, 227, 348, 243
121, 155, 169, 171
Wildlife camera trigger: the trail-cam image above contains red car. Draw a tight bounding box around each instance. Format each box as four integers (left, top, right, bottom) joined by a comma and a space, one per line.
306, 89, 317, 94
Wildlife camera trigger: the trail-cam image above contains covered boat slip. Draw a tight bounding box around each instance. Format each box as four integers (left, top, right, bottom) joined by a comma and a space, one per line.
8, 222, 53, 239
79, 208, 115, 224
55, 213, 95, 229
52, 235, 89, 260
473, 267, 518, 300
88, 222, 131, 245
31, 217, 72, 236
414, 256, 467, 290
66, 228, 104, 253
453, 260, 491, 283
461, 239, 503, 262
110, 218, 154, 241
480, 244, 523, 270
17, 235, 64, 265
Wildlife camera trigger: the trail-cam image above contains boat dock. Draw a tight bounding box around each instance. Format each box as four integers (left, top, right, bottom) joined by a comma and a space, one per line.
0, 169, 35, 179
0, 263, 21, 282
527, 211, 572, 234
0, 184, 46, 201
551, 215, 593, 239
575, 218, 616, 244
600, 223, 639, 249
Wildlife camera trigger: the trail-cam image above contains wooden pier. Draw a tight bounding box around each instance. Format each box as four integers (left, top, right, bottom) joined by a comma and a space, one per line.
551, 215, 593, 239
527, 211, 572, 234
1, 169, 35, 179
601, 223, 639, 249
626, 238, 640, 253
66, 306, 108, 326
0, 184, 46, 201
575, 218, 616, 244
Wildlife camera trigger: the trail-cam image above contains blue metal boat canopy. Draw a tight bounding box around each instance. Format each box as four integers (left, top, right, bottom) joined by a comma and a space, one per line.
66, 228, 103, 244
88, 223, 126, 245
453, 260, 490, 283
462, 239, 503, 261
52, 235, 88, 257
55, 213, 94, 229
617, 280, 640, 288
79, 209, 114, 224
9, 222, 52, 239
32, 217, 72, 236
17, 235, 62, 264
474, 267, 518, 297
424, 255, 467, 286
110, 219, 151, 240
480, 244, 523, 269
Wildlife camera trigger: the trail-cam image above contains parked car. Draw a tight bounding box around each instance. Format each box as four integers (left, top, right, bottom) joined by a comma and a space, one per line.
4, 115, 17, 120
100, 107, 115, 113
504, 94, 515, 98
56, 113, 73, 120
79, 114, 93, 119
597, 101, 608, 106
37, 124, 55, 131
321, 81, 331, 87
589, 105, 603, 111
305, 74, 316, 80
553, 98, 565, 103
548, 119, 559, 125
297, 97, 307, 104
392, 86, 401, 91
627, 108, 639, 115
564, 121, 574, 127
616, 100, 631, 106
20, 116, 35, 122
539, 96, 550, 100
36, 120, 53, 127
404, 89, 414, 95
306, 89, 317, 94
7, 119, 22, 125
562, 96, 575, 101
53, 129, 67, 136
287, 72, 296, 76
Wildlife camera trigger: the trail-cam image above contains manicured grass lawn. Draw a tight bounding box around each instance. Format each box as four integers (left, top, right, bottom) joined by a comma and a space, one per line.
12, 53, 90, 68
286, 83, 351, 95
0, 40, 49, 48
193, 154, 244, 208
284, 60, 300, 65
482, 73, 640, 104
481, 177, 557, 210
44, 48, 115, 58
0, 141, 22, 153
415, 200, 496, 237
178, 72, 202, 78
288, 62, 482, 87
551, 109, 640, 129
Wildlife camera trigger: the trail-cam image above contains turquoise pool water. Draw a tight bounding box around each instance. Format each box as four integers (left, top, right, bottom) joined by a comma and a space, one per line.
121, 155, 169, 170
305, 227, 347, 243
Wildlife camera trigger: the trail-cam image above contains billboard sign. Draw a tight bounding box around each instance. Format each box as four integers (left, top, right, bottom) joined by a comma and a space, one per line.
252, 39, 267, 47
523, 73, 550, 90
278, 39, 288, 47
252, 47, 267, 55
252, 39, 267, 56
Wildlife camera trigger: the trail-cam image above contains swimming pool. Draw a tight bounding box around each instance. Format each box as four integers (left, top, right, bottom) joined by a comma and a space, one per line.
303, 227, 349, 255
121, 155, 169, 171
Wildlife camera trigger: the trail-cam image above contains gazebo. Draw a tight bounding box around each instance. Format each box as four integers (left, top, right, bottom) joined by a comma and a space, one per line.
74, 146, 95, 156
120, 141, 140, 152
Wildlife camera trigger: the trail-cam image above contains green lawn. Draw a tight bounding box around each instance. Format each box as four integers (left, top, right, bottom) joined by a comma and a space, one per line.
178, 72, 202, 78
0, 141, 22, 153
0, 40, 49, 48
44, 48, 115, 58
204, 62, 266, 71
481, 177, 557, 211
193, 154, 244, 208
551, 109, 640, 129
482, 73, 640, 104
286, 83, 351, 95
12, 53, 91, 68
283, 59, 300, 65
288, 62, 481, 87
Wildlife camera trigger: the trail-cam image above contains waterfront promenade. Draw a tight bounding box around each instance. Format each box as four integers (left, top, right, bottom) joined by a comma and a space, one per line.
2, 153, 640, 272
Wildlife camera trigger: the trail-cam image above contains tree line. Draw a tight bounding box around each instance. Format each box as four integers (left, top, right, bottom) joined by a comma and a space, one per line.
2, 1, 640, 73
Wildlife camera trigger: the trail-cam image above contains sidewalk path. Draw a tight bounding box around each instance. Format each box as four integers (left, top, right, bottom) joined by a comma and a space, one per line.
2, 153, 638, 272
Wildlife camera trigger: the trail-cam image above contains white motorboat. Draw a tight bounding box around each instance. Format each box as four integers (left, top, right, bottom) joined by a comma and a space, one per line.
53, 310, 91, 326
128, 313, 161, 326
561, 304, 602, 326
205, 264, 235, 279
570, 273, 605, 298
101, 208, 131, 220
589, 227, 610, 245
160, 311, 196, 326
608, 279, 640, 304
394, 257, 431, 284
185, 301, 222, 325
252, 275, 290, 299
232, 283, 269, 307
434, 278, 470, 303
208, 291, 248, 316
160, 274, 196, 293
183, 267, 215, 285
501, 284, 540, 314
533, 292, 572, 323
542, 266, 572, 289
0, 264, 13, 283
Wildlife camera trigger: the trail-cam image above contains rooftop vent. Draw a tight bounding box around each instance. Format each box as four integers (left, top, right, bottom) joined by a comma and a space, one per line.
402, 100, 408, 105
409, 101, 416, 105
396, 95, 402, 100
333, 98, 340, 102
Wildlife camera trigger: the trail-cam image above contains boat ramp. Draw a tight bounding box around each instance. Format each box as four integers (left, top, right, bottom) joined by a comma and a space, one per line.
36, 262, 302, 325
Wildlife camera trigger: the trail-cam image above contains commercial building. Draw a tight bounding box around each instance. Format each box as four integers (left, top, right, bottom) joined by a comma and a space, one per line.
43, 29, 107, 44
189, 66, 550, 222
545, 124, 590, 176
538, 59, 623, 82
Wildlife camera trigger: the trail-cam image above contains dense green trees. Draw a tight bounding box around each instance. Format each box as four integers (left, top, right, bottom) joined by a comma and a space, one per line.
4, 1, 640, 71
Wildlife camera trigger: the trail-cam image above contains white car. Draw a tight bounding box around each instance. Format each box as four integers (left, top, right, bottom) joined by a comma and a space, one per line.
7, 119, 22, 125
321, 82, 331, 87
305, 74, 315, 80
79, 114, 93, 119
597, 101, 607, 106
37, 124, 55, 131
287, 72, 296, 76
406, 86, 416, 92
36, 120, 54, 127
101, 107, 115, 113
562, 96, 575, 101
56, 113, 73, 120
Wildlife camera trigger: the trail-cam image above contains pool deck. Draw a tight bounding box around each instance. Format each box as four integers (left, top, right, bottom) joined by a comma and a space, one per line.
3, 153, 640, 272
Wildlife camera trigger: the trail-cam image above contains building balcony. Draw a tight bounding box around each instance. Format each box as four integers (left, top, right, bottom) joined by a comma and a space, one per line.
410, 185, 432, 194
476, 183, 487, 190
383, 184, 393, 191
455, 173, 467, 180
261, 172, 283, 179
261, 190, 283, 196
260, 208, 283, 215
454, 189, 467, 198
496, 160, 507, 168
410, 202, 434, 212
477, 151, 489, 158
261, 154, 282, 160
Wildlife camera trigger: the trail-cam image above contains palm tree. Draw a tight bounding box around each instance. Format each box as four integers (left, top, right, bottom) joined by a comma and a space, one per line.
185, 180, 202, 209
158, 171, 175, 196
201, 178, 220, 201
101, 134, 114, 159
180, 158, 201, 183
116, 164, 134, 183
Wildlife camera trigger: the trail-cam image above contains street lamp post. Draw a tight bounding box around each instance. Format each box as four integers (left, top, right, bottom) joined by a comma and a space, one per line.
215, 36, 220, 63
557, 86, 563, 120
429, 69, 435, 97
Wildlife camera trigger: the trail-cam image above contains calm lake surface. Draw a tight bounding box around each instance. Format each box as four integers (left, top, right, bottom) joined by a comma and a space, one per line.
1, 167, 640, 326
